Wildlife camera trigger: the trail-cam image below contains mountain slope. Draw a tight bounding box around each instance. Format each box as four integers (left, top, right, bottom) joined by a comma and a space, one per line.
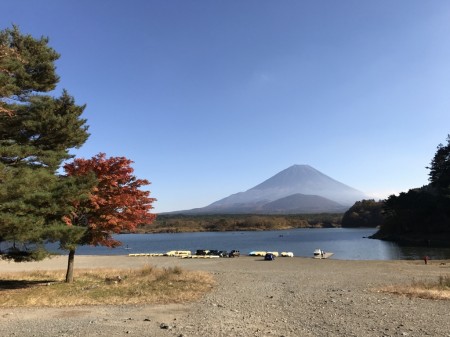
261, 193, 348, 214
207, 165, 366, 209
173, 165, 368, 214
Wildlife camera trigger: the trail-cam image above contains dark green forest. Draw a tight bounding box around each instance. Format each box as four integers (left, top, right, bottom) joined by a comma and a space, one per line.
341, 199, 385, 228
370, 135, 450, 247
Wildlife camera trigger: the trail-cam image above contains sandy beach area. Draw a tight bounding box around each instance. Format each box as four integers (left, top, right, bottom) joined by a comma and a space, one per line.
1, 255, 449, 337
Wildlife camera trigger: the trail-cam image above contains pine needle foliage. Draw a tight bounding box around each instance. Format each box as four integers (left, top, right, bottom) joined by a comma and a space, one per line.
0, 26, 90, 261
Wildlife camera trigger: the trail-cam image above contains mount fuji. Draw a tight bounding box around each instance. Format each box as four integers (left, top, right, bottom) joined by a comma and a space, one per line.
174, 165, 368, 214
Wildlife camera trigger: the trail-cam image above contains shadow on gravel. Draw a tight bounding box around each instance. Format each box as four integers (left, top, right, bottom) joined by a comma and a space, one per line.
0, 279, 55, 290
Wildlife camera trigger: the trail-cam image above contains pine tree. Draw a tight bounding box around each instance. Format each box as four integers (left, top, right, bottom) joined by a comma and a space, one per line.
0, 25, 59, 115
428, 134, 450, 198
0, 26, 90, 261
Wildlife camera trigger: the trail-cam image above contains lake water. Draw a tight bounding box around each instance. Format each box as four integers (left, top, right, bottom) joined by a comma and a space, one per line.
50, 228, 450, 260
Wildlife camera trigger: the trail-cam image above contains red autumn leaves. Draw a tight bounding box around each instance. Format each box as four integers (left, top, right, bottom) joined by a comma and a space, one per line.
63, 153, 156, 247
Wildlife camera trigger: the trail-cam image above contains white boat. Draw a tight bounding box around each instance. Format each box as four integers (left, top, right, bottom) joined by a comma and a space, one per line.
313, 249, 333, 259
164, 250, 191, 257
249, 251, 266, 256
313, 248, 324, 257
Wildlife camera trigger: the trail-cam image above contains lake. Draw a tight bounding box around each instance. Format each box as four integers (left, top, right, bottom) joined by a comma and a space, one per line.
49, 228, 450, 260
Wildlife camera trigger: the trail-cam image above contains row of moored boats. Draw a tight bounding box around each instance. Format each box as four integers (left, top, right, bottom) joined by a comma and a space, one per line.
128, 248, 333, 259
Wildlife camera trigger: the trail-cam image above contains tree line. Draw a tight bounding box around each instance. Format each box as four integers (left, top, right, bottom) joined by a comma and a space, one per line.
137, 213, 342, 233
371, 135, 450, 246
341, 136, 450, 246
0, 26, 156, 282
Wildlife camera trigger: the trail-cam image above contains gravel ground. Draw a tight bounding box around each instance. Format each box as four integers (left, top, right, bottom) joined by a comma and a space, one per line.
0, 255, 449, 337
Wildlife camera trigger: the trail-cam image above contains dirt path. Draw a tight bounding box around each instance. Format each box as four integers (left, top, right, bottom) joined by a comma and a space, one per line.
1, 256, 449, 337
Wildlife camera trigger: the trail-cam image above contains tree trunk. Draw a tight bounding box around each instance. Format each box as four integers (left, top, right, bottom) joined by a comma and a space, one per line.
65, 249, 75, 283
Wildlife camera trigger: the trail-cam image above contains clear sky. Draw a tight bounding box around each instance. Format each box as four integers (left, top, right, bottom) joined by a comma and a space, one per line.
2, 1, 450, 213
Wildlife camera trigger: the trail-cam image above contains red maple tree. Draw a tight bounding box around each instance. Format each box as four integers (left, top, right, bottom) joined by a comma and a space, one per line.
62, 153, 157, 282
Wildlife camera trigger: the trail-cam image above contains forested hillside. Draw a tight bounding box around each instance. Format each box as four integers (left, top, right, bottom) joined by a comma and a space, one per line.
371, 136, 450, 247
341, 199, 385, 228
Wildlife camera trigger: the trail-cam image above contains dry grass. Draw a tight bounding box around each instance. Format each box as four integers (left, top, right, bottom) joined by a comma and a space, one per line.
380, 275, 450, 300
0, 265, 215, 307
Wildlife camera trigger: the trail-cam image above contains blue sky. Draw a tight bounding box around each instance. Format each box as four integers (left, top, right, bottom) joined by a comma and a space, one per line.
2, 1, 450, 212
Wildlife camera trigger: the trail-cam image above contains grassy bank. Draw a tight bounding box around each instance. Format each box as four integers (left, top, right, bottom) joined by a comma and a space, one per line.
380, 275, 450, 300
0, 265, 215, 307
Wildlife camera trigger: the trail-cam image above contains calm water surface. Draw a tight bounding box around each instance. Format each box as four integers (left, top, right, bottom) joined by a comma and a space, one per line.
53, 228, 450, 260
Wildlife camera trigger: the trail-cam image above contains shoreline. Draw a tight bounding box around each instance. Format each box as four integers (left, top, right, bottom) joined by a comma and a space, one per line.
370, 233, 450, 248
1, 255, 449, 337
2, 254, 450, 273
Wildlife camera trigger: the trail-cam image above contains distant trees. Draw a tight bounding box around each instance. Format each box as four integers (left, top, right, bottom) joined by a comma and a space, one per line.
62, 154, 157, 282
341, 199, 385, 228
138, 214, 342, 233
